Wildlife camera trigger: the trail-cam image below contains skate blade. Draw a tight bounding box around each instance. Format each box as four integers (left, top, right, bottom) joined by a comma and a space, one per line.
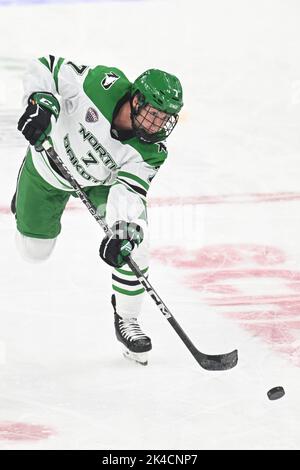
122, 348, 148, 366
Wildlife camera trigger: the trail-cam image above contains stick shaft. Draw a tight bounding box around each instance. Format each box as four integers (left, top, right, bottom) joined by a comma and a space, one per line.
41, 140, 238, 370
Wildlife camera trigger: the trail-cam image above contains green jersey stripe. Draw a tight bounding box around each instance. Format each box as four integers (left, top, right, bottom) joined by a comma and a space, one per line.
118, 171, 150, 191
53, 57, 65, 94
38, 56, 51, 72
113, 285, 145, 296
115, 266, 149, 276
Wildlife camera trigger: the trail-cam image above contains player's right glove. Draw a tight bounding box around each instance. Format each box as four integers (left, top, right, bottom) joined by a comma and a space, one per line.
99, 221, 144, 268
17, 92, 60, 147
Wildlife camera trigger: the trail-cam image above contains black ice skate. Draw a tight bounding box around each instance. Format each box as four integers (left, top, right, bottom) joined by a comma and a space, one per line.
111, 294, 152, 366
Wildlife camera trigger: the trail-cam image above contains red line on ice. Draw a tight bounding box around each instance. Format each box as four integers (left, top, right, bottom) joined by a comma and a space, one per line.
0, 422, 55, 441
2, 191, 300, 215
149, 192, 300, 206
152, 243, 300, 367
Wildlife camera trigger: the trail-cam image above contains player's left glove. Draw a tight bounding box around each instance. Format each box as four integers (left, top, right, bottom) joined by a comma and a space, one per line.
99, 221, 144, 268
17, 91, 60, 147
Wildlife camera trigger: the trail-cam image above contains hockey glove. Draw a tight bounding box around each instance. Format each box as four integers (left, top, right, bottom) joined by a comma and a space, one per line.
99, 220, 144, 268
17, 92, 60, 147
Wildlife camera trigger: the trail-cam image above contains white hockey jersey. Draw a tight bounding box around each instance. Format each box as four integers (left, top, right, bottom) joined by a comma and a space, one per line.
22, 56, 168, 227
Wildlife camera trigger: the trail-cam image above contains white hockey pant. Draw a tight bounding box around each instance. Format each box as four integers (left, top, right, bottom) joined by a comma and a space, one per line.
15, 231, 56, 262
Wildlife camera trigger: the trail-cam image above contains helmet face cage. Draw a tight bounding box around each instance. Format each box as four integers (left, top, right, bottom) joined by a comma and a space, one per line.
130, 92, 179, 144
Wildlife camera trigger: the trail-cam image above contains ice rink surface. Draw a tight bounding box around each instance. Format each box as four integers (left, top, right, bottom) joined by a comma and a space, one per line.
0, 0, 300, 450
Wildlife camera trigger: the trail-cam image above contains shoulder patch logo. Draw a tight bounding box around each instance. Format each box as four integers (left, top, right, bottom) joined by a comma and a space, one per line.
101, 72, 120, 90
85, 107, 99, 123
155, 142, 167, 153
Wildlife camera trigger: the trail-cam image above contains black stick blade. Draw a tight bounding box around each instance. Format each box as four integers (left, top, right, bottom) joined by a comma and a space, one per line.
197, 349, 238, 371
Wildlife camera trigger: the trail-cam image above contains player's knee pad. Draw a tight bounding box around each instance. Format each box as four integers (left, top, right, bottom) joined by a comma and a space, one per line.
15, 231, 56, 262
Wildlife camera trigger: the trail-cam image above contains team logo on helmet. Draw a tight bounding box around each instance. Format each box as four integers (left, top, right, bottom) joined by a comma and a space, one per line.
85, 107, 99, 123
101, 72, 120, 90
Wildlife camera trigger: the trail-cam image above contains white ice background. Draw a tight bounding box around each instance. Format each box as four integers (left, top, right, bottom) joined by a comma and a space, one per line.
0, 0, 300, 450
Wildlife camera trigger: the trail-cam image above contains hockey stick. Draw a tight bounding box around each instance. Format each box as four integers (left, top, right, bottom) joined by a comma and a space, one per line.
41, 139, 238, 371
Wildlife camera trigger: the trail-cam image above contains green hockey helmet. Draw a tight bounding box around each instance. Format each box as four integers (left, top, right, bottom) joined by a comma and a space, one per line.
132, 69, 183, 114
130, 69, 183, 143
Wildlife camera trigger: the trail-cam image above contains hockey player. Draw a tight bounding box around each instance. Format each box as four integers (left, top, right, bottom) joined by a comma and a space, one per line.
13, 56, 183, 365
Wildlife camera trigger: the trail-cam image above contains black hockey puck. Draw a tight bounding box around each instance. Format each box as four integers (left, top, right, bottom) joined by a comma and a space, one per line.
267, 386, 285, 400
